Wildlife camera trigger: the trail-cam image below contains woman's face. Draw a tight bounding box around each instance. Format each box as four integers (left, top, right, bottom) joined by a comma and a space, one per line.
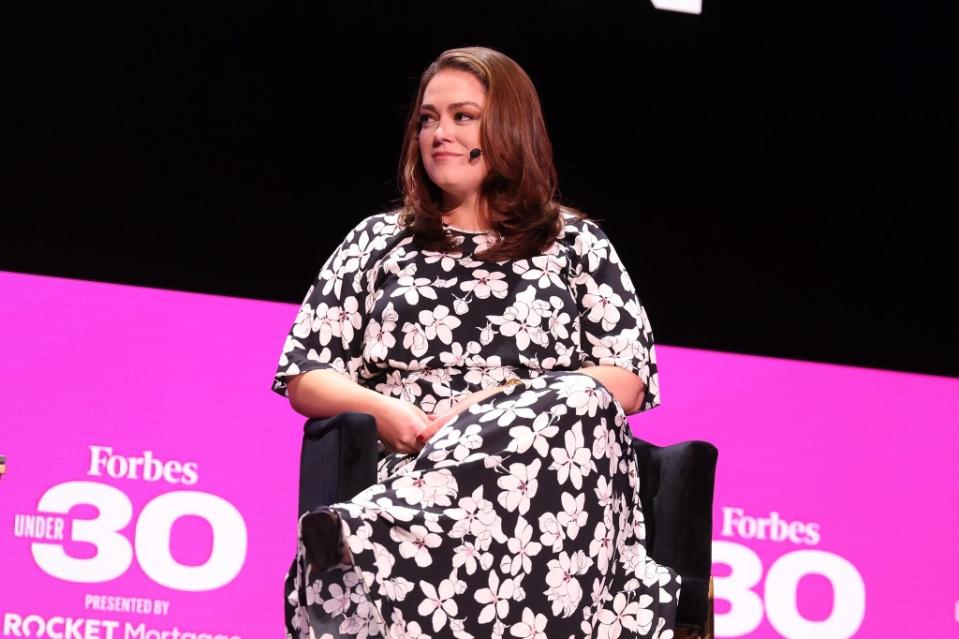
417, 69, 488, 202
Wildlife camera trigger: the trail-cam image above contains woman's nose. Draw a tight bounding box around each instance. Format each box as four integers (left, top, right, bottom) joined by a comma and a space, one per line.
433, 118, 455, 143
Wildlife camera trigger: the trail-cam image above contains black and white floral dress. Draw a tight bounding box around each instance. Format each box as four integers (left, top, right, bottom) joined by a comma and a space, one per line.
272, 210, 680, 639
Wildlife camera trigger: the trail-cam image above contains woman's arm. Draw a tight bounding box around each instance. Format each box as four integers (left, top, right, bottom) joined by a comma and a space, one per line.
287, 369, 387, 418
576, 365, 646, 415
287, 369, 432, 455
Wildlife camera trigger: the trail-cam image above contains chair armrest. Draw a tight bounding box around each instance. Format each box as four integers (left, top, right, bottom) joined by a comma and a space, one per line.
631, 438, 718, 632
298, 412, 379, 517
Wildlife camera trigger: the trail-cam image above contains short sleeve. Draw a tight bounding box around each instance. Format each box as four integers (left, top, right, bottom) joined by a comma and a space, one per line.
271, 221, 374, 398
571, 220, 661, 412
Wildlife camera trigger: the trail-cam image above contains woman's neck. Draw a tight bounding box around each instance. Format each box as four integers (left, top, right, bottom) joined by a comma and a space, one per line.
440, 192, 490, 231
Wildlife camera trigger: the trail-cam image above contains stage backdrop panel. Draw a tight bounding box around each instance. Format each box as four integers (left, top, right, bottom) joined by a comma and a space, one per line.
1, 271, 956, 638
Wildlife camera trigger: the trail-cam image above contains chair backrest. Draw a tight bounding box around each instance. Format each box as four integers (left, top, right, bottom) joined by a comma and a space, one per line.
630, 437, 718, 633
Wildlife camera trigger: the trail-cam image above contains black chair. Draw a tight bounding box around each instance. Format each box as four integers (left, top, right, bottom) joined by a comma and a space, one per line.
297, 413, 718, 639
630, 438, 717, 638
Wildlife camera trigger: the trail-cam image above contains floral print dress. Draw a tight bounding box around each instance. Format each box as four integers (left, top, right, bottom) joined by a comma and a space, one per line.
272, 210, 680, 639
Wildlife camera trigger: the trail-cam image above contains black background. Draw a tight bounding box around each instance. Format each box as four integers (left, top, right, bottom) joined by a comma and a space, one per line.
2, 2, 956, 377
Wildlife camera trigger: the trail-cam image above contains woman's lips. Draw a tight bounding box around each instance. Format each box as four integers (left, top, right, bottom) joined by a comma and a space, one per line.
432, 153, 459, 159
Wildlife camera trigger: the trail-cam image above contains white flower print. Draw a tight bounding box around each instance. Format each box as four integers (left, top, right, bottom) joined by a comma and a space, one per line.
508, 607, 548, 638
305, 578, 324, 607
452, 297, 470, 315
279, 335, 303, 369
321, 582, 352, 617
544, 550, 590, 618
379, 369, 424, 403
341, 229, 375, 277
618, 540, 648, 578
593, 421, 624, 475
371, 540, 397, 579
330, 296, 363, 344
548, 421, 596, 490
474, 570, 515, 624
579, 276, 624, 332
479, 390, 539, 427
292, 301, 316, 339
597, 592, 655, 639
558, 491, 588, 540
448, 617, 475, 639
505, 515, 543, 576
511, 575, 527, 602
558, 375, 612, 417
402, 321, 429, 357
391, 524, 443, 567
585, 329, 640, 371
479, 321, 496, 345
507, 411, 559, 456
431, 422, 483, 459
389, 608, 431, 639
419, 305, 462, 344
538, 511, 566, 552
439, 342, 469, 367
423, 245, 464, 272
391, 469, 457, 508
547, 295, 572, 340
463, 356, 511, 388
651, 618, 674, 639
310, 302, 340, 346
381, 575, 416, 602
392, 275, 438, 305
460, 268, 509, 299
487, 286, 550, 350
346, 600, 382, 639
590, 577, 614, 611
418, 578, 459, 632
290, 605, 310, 637
497, 458, 541, 514
452, 540, 484, 575
645, 564, 678, 603
574, 224, 609, 273
364, 318, 396, 362
590, 520, 615, 574
595, 475, 615, 509
319, 262, 348, 301
513, 255, 566, 290
446, 485, 506, 544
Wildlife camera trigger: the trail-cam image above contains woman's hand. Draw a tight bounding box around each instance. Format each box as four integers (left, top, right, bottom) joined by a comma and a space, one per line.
372, 396, 433, 455
418, 383, 518, 443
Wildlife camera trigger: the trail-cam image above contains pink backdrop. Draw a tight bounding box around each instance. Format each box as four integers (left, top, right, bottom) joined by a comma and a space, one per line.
1, 271, 956, 638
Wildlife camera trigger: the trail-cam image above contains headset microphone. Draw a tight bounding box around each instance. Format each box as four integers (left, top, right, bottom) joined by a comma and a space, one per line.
469, 148, 482, 160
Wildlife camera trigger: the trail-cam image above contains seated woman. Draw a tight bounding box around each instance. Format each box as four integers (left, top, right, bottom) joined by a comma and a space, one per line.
273, 45, 679, 639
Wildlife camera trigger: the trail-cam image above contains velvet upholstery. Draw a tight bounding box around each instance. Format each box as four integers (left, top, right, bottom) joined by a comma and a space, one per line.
298, 412, 380, 518
630, 438, 718, 633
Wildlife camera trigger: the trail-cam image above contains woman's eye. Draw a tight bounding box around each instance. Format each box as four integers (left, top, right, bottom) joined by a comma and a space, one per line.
418, 112, 476, 127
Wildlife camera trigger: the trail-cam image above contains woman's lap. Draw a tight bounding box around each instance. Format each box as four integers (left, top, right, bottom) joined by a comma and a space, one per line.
286, 371, 680, 638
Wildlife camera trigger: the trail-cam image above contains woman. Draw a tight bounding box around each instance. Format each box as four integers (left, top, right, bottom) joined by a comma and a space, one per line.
273, 46, 680, 639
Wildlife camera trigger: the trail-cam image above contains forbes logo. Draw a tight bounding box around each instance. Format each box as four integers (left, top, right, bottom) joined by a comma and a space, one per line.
721, 507, 821, 545
87, 445, 199, 485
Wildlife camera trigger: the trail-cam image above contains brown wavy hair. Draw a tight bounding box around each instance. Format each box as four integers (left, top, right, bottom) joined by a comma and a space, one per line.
396, 46, 584, 261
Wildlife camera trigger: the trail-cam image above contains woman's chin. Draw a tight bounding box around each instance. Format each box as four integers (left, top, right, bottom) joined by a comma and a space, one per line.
428, 176, 476, 197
